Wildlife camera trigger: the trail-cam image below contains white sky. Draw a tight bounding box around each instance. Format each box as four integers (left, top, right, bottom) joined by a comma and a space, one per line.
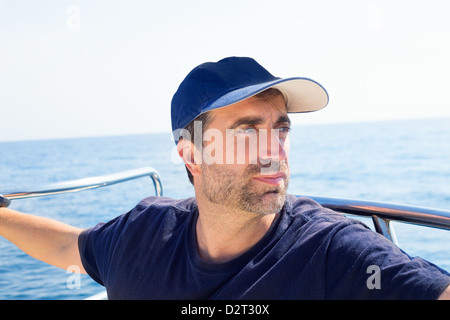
1, 0, 450, 142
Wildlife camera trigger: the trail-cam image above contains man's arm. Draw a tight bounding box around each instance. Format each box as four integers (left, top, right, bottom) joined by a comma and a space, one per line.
438, 285, 450, 300
0, 207, 86, 273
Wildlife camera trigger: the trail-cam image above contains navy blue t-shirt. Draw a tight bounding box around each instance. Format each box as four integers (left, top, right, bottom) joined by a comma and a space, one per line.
78, 195, 450, 299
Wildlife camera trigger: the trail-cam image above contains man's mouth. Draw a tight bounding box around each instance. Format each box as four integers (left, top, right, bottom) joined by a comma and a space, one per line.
252, 172, 286, 186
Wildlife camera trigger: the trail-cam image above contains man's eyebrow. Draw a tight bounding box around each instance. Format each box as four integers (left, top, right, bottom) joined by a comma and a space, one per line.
275, 115, 291, 126
229, 116, 265, 129
228, 115, 291, 129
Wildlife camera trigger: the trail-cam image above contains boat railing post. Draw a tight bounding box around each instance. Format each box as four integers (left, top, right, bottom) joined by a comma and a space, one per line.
371, 215, 399, 246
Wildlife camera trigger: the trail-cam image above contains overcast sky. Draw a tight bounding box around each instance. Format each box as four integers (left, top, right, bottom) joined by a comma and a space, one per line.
1, 0, 450, 142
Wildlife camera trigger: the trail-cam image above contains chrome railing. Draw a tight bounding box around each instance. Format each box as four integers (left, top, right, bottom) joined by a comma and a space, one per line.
305, 195, 450, 246
3, 168, 449, 245
1, 167, 163, 201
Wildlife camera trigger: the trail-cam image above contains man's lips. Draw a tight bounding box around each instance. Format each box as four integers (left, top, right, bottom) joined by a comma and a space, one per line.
252, 172, 287, 186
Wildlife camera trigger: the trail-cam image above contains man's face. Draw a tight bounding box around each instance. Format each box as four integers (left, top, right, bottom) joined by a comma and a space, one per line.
197, 92, 291, 215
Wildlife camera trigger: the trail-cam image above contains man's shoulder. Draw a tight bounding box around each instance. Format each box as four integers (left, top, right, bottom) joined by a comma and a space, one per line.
287, 194, 351, 223
285, 194, 370, 236
121, 196, 197, 228
136, 196, 197, 213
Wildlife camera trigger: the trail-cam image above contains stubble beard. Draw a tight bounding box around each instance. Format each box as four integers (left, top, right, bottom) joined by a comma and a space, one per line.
200, 162, 289, 215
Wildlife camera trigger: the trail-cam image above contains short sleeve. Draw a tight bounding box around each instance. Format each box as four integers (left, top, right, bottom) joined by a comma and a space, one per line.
78, 214, 126, 286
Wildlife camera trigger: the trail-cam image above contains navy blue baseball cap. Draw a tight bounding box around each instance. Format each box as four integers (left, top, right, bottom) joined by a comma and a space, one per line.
171, 57, 329, 139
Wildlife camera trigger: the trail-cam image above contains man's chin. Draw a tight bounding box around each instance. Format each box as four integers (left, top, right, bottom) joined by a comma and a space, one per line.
244, 190, 287, 215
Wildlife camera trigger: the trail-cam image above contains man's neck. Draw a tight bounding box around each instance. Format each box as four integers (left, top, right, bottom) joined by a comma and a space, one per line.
195, 200, 278, 264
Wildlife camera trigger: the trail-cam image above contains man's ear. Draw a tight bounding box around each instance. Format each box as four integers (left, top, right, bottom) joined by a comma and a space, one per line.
177, 139, 201, 177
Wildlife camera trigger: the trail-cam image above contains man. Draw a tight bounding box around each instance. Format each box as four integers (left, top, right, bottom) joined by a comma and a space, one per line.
1, 57, 449, 299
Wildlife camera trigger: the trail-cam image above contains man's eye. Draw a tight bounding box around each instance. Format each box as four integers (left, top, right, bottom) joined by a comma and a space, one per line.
275, 127, 291, 142
276, 127, 291, 136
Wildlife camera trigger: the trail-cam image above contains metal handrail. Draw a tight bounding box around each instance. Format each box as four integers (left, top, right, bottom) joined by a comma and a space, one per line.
3, 168, 449, 241
307, 195, 450, 229
305, 195, 450, 245
1, 167, 163, 201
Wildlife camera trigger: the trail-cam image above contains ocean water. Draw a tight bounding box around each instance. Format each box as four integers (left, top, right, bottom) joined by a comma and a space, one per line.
0, 117, 449, 299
